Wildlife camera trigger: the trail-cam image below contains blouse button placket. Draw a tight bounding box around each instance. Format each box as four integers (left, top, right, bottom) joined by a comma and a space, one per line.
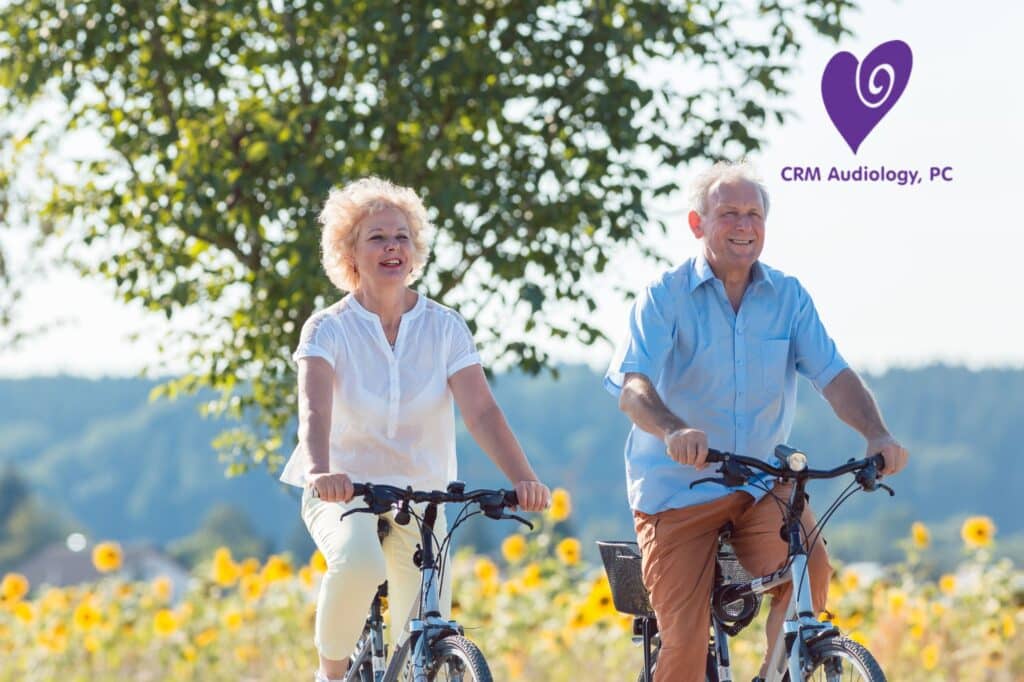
387, 346, 400, 438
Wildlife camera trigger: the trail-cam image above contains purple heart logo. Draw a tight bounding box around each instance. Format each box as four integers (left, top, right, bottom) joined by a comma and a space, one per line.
821, 40, 913, 153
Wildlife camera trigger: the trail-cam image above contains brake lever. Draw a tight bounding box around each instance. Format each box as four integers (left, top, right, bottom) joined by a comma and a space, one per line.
339, 507, 373, 522
502, 513, 534, 530
690, 476, 729, 489
878, 483, 895, 497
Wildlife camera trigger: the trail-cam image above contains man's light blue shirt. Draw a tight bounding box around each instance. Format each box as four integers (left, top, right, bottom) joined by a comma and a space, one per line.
604, 254, 848, 515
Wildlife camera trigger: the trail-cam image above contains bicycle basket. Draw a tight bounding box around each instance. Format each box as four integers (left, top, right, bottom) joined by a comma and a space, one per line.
596, 540, 654, 617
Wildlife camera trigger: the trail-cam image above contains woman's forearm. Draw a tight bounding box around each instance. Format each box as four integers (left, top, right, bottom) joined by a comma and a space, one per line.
465, 403, 539, 483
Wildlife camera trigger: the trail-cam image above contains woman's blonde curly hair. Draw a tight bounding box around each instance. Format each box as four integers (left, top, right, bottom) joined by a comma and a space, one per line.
318, 177, 431, 292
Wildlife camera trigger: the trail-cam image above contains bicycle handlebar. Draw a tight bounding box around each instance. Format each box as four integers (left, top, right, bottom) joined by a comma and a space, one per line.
330, 481, 532, 529
697, 447, 891, 493
349, 482, 520, 508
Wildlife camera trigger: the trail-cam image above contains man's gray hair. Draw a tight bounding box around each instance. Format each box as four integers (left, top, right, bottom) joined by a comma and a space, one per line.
688, 161, 770, 217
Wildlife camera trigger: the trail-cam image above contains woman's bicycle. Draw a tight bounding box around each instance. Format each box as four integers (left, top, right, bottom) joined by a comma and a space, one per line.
330, 480, 532, 682
599, 445, 894, 682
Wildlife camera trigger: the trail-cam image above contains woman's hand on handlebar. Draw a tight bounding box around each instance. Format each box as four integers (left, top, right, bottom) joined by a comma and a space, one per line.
513, 480, 551, 512
866, 435, 909, 476
308, 472, 354, 502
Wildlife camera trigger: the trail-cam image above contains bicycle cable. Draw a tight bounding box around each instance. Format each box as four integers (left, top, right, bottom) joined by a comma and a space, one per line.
794, 480, 862, 604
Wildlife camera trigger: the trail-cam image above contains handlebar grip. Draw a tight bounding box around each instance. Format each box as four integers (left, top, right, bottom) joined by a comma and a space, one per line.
504, 490, 520, 507
869, 453, 886, 472
310, 482, 367, 500
705, 448, 726, 463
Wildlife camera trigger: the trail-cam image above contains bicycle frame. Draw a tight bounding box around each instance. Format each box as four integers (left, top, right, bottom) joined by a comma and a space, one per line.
344, 501, 463, 682
708, 477, 837, 682
404, 502, 463, 682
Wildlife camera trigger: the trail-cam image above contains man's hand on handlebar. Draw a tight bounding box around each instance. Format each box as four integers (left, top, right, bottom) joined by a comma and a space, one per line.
308, 472, 354, 502
513, 480, 551, 512
665, 427, 711, 470
866, 435, 909, 476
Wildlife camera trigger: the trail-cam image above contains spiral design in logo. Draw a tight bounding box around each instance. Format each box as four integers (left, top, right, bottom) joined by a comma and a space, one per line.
856, 56, 897, 110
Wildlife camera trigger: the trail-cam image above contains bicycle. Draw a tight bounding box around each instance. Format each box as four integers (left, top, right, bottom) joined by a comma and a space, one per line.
598, 445, 894, 682
325, 480, 533, 682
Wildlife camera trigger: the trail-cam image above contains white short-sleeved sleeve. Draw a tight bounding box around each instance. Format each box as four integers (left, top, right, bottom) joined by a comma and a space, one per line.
293, 314, 338, 368
446, 314, 481, 377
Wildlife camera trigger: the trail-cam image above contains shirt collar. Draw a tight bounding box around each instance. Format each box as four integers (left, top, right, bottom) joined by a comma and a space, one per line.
689, 253, 775, 292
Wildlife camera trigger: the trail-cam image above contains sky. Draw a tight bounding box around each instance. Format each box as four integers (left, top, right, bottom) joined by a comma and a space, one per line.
1, 0, 1022, 378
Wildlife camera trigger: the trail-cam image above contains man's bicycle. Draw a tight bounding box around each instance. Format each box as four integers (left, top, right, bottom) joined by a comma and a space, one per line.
330, 480, 532, 682
598, 446, 893, 682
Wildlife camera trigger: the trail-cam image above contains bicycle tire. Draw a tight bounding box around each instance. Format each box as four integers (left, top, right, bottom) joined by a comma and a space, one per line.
784, 636, 886, 682
383, 634, 492, 682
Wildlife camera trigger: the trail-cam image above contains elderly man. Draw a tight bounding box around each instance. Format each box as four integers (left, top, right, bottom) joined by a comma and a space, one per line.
604, 162, 908, 682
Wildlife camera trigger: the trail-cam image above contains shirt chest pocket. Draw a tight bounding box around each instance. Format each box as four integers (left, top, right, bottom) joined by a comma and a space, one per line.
758, 338, 791, 395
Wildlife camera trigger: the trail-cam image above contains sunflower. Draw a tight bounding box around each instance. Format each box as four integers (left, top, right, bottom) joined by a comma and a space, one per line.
73, 601, 103, 631
309, 549, 328, 573
153, 609, 179, 637
212, 547, 240, 587
910, 522, 930, 549
587, 575, 616, 617
151, 576, 172, 602
555, 538, 581, 566
520, 563, 543, 590
920, 643, 939, 671
261, 555, 293, 583
939, 574, 956, 596
239, 574, 265, 602
501, 534, 528, 563
547, 488, 572, 523
473, 558, 499, 583
92, 542, 123, 573
961, 516, 996, 549
13, 602, 34, 624
0, 573, 29, 603
195, 627, 219, 648
222, 610, 243, 631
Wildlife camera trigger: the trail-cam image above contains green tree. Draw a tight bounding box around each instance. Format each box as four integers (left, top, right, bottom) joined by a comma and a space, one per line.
0, 0, 856, 473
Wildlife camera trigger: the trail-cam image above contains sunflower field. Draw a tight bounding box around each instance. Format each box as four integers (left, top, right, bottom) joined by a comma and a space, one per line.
1, 491, 1021, 681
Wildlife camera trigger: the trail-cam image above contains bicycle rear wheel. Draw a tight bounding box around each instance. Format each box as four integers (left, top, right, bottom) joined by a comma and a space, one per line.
788, 636, 886, 682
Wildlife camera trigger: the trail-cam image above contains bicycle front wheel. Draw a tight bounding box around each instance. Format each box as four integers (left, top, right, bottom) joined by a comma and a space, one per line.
792, 636, 886, 682
383, 634, 493, 682
430, 635, 493, 682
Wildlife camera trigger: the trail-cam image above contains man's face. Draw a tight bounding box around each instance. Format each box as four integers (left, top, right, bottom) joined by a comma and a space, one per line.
688, 179, 766, 275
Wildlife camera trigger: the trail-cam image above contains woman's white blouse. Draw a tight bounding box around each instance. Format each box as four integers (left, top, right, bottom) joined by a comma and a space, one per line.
278, 293, 481, 490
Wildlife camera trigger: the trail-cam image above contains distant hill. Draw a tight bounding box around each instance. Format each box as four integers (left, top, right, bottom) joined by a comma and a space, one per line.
1, 365, 1022, 568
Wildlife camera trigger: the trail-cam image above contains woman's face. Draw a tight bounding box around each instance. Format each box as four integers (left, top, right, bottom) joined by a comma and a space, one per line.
350, 205, 415, 289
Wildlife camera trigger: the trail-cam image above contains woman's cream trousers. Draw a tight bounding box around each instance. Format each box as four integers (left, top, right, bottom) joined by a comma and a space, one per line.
301, 488, 452, 660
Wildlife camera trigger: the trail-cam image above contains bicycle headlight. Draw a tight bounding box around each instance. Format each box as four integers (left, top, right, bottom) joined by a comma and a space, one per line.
787, 451, 808, 472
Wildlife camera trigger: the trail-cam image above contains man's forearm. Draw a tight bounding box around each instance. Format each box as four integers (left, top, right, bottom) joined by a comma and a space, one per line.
619, 373, 689, 439
821, 368, 891, 441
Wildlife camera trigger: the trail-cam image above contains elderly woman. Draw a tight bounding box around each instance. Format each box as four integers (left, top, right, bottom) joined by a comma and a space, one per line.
278, 177, 551, 682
